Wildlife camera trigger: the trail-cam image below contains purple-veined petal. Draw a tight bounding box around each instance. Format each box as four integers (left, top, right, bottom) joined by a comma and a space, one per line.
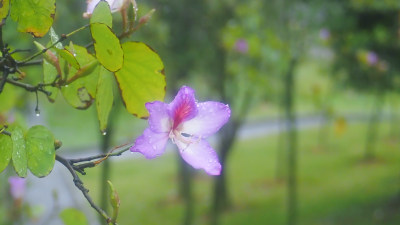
130, 128, 169, 159
168, 86, 198, 129
146, 101, 172, 133
181, 102, 231, 138
176, 139, 221, 175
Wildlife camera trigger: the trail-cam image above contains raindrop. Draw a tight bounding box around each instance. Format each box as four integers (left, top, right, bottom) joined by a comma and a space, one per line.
73, 53, 77, 57
65, 85, 69, 87
35, 111, 40, 117
102, 131, 107, 136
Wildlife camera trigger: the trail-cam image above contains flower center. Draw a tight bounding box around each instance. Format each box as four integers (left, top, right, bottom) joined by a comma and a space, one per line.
169, 129, 200, 151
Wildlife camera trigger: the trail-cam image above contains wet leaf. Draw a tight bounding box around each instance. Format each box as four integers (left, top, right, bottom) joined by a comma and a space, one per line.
61, 44, 99, 109
10, 0, 56, 37
96, 66, 114, 133
0, 134, 12, 173
114, 42, 165, 118
0, 0, 10, 22
11, 125, 27, 177
26, 125, 55, 177
91, 23, 123, 72
90, 0, 112, 28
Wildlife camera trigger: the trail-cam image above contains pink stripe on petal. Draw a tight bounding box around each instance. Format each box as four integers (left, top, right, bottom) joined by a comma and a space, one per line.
168, 86, 198, 129
130, 128, 169, 159
146, 101, 172, 133
181, 102, 231, 138
176, 139, 221, 176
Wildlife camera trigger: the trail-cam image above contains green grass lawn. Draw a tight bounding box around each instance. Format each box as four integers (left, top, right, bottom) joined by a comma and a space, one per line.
81, 122, 400, 225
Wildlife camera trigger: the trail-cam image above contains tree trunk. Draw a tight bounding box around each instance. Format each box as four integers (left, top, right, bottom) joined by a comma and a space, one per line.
364, 90, 385, 160
275, 106, 287, 181
210, 120, 239, 225
178, 156, 194, 225
98, 109, 116, 225
99, 127, 112, 225
285, 57, 298, 225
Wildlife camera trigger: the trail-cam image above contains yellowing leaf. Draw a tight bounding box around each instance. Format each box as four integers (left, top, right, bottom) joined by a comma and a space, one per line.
61, 44, 100, 109
91, 23, 123, 72
0, 0, 10, 22
114, 42, 165, 118
96, 66, 114, 133
90, 0, 112, 28
10, 0, 56, 37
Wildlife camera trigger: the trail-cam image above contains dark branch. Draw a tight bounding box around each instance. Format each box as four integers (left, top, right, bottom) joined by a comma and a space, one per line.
55, 155, 113, 224
0, 77, 51, 96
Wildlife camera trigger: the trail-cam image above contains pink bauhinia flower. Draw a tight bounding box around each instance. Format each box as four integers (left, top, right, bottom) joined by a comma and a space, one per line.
83, 0, 135, 18
8, 177, 26, 200
131, 86, 231, 175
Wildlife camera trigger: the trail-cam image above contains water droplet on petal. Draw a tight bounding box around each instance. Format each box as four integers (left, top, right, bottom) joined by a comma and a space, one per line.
152, 145, 157, 150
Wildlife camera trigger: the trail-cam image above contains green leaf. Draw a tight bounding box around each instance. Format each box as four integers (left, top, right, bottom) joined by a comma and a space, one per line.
11, 125, 27, 177
90, 0, 112, 28
0, 0, 10, 22
61, 44, 100, 109
0, 84, 18, 113
43, 57, 59, 102
59, 208, 89, 225
96, 66, 114, 133
49, 27, 63, 49
55, 48, 80, 70
0, 134, 12, 173
10, 0, 56, 37
114, 42, 165, 118
91, 23, 123, 72
107, 180, 120, 223
26, 125, 55, 177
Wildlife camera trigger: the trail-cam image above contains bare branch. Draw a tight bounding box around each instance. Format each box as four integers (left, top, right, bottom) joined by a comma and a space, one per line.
56, 155, 113, 224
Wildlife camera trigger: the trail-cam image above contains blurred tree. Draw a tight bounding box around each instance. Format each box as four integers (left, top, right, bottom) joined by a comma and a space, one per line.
325, 0, 400, 160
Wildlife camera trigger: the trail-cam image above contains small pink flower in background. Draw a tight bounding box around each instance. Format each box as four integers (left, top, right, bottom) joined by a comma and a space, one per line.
8, 177, 26, 200
83, 0, 132, 18
131, 86, 231, 175
319, 28, 330, 40
366, 51, 378, 66
234, 39, 249, 54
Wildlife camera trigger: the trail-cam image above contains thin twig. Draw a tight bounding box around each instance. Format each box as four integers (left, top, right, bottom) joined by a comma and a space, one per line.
70, 142, 133, 163
19, 24, 89, 65
55, 155, 113, 224
0, 129, 11, 136
0, 77, 51, 96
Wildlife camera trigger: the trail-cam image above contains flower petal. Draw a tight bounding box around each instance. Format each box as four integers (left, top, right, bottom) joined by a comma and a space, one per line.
146, 101, 171, 133
85, 0, 101, 16
168, 86, 198, 129
130, 128, 169, 159
181, 102, 231, 138
176, 139, 221, 175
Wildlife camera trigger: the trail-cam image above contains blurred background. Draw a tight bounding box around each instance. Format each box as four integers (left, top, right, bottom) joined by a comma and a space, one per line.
1, 0, 400, 224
